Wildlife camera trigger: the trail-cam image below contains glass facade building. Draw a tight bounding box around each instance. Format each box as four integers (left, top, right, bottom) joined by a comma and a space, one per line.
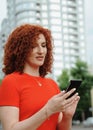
0, 0, 86, 80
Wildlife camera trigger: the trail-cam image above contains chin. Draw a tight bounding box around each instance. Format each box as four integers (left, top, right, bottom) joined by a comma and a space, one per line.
35, 61, 44, 67
38, 62, 44, 66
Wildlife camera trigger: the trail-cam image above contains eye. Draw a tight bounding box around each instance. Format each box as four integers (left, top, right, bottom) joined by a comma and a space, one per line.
42, 42, 47, 47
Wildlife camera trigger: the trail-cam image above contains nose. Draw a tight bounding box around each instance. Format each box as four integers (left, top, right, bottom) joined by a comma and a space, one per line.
37, 46, 44, 53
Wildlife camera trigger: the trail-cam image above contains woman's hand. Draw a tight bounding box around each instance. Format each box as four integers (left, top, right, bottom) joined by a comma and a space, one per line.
45, 88, 79, 117
62, 95, 80, 119
56, 95, 80, 130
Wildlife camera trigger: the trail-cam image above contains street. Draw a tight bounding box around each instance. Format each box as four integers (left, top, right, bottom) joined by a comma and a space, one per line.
0, 125, 93, 130
72, 125, 93, 130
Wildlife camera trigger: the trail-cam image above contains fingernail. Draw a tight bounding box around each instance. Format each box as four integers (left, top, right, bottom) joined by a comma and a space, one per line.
76, 92, 78, 95
73, 88, 76, 91
62, 90, 65, 93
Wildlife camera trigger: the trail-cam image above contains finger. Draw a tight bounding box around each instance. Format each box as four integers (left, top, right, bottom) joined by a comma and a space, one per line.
66, 92, 79, 103
68, 97, 80, 109
62, 93, 78, 109
74, 96, 80, 101
55, 90, 66, 97
62, 88, 76, 99
65, 95, 80, 108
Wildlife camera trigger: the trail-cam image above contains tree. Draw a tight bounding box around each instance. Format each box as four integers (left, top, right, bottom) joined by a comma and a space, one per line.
0, 79, 2, 84
57, 69, 70, 91
57, 59, 93, 121
70, 59, 93, 121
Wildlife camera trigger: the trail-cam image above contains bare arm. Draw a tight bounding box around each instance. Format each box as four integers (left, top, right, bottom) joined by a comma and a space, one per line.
0, 88, 77, 130
0, 105, 50, 130
57, 113, 72, 130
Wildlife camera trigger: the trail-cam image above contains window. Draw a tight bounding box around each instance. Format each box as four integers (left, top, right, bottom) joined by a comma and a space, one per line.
80, 35, 84, 40
54, 47, 62, 53
79, 21, 83, 26
62, 14, 67, 19
68, 14, 76, 19
80, 42, 85, 47
69, 35, 76, 40
52, 33, 62, 39
64, 35, 69, 40
79, 28, 84, 33
64, 49, 69, 54
68, 7, 76, 12
50, 18, 61, 24
63, 28, 68, 33
78, 0, 83, 4
62, 7, 67, 12
65, 56, 69, 62
42, 12, 48, 18
50, 11, 61, 17
49, 0, 60, 3
51, 26, 62, 31
65, 64, 70, 69
54, 55, 63, 61
50, 4, 60, 10
78, 14, 83, 19
63, 21, 68, 26
53, 62, 63, 68
78, 7, 83, 12
64, 42, 69, 47
41, 5, 47, 10
42, 19, 48, 24
62, 0, 67, 5
54, 40, 62, 46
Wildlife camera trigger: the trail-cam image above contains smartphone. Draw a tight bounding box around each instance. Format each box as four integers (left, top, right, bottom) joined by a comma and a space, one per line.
66, 79, 82, 99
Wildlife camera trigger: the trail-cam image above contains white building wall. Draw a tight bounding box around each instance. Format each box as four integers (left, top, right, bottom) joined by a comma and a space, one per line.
0, 0, 86, 80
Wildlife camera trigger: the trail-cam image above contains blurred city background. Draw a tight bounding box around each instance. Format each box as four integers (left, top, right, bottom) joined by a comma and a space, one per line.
0, 0, 93, 129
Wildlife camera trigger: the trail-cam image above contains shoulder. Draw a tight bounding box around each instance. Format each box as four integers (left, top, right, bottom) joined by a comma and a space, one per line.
2, 73, 16, 83
0, 73, 20, 107
2, 72, 24, 83
1, 72, 19, 84
45, 77, 58, 85
45, 77, 61, 93
1, 72, 21, 91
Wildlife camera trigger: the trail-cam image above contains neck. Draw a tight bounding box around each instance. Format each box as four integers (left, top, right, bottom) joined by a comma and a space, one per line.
23, 63, 40, 77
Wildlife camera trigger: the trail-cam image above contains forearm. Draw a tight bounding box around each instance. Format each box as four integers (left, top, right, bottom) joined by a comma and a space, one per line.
57, 116, 72, 130
2, 106, 50, 130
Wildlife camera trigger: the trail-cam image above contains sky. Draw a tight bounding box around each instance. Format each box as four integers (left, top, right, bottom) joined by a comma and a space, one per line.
0, 0, 93, 65
0, 0, 7, 27
84, 0, 93, 65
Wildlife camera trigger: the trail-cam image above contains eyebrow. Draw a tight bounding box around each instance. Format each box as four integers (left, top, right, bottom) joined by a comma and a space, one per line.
42, 42, 46, 44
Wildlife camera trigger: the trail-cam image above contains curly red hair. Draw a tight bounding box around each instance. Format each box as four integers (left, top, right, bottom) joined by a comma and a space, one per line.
2, 24, 54, 77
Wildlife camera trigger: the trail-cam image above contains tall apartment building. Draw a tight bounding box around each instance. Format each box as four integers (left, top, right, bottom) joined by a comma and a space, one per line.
0, 0, 86, 80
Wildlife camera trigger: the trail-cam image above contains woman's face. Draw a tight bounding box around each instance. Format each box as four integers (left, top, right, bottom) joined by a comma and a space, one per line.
26, 34, 47, 68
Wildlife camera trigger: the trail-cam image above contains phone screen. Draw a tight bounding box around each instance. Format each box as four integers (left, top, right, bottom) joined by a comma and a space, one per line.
66, 79, 82, 99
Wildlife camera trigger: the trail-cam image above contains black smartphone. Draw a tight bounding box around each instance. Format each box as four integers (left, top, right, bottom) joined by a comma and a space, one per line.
66, 79, 82, 99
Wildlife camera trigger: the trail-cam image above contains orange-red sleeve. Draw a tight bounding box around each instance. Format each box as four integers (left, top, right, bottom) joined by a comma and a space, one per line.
48, 78, 61, 93
0, 76, 20, 107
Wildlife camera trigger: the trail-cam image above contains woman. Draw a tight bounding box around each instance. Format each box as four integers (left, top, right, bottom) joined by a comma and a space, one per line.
0, 24, 80, 130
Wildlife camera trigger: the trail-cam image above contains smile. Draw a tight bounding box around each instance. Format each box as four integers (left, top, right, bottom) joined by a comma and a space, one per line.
36, 56, 44, 60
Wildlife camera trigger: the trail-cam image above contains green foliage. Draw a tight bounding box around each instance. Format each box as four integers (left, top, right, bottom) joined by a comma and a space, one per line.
57, 69, 70, 91
71, 59, 93, 120
57, 59, 93, 120
71, 59, 88, 79
0, 79, 2, 84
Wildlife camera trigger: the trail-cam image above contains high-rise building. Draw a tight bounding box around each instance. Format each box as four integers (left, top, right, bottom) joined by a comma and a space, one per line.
0, 18, 9, 79
0, 0, 86, 80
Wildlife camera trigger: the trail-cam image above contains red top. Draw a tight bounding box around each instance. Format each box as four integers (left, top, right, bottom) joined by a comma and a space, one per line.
0, 72, 60, 130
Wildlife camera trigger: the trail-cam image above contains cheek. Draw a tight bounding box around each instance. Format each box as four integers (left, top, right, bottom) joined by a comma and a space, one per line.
45, 48, 47, 55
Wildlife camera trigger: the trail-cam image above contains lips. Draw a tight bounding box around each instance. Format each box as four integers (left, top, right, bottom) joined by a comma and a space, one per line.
36, 56, 44, 61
